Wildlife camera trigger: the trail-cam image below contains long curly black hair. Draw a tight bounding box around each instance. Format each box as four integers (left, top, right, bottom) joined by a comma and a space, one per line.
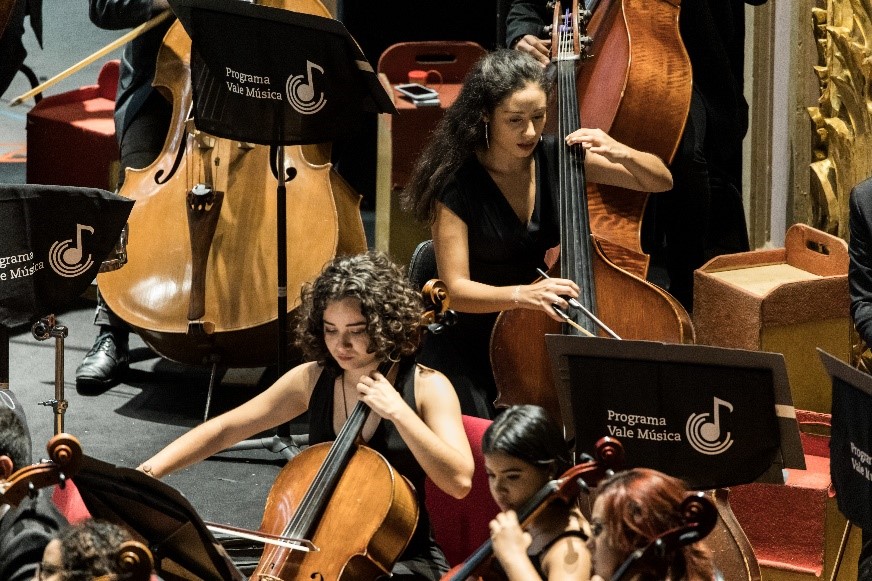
295, 251, 424, 369
401, 49, 554, 224
60, 519, 133, 581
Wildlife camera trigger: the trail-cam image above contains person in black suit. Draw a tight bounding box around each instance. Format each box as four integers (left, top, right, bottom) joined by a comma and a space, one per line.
76, 0, 174, 390
0, 401, 68, 581
0, 0, 41, 99
847, 175, 872, 581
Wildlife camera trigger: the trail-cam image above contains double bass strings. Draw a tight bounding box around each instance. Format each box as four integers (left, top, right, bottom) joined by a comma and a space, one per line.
537, 268, 621, 339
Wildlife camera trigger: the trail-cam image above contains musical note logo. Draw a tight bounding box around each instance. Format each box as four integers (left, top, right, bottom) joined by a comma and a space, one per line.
286, 61, 326, 115
49, 224, 94, 277
685, 397, 734, 455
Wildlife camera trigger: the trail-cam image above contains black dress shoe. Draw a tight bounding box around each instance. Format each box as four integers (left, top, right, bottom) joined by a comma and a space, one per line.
76, 332, 129, 390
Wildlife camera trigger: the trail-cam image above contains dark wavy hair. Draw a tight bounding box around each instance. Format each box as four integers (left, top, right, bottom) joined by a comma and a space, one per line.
0, 406, 30, 471
401, 49, 555, 224
481, 405, 572, 478
594, 468, 714, 580
60, 519, 134, 581
295, 251, 424, 368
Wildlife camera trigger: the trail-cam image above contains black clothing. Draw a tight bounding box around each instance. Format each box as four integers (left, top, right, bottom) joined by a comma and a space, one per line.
849, 177, 872, 346
417, 136, 560, 419
0, 490, 68, 581
308, 358, 449, 580
88, 0, 173, 141
0, 0, 42, 99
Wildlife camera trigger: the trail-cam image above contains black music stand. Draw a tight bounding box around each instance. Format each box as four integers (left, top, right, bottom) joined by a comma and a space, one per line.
72, 454, 246, 581
546, 336, 806, 489
819, 349, 872, 531
0, 184, 132, 434
166, 0, 395, 457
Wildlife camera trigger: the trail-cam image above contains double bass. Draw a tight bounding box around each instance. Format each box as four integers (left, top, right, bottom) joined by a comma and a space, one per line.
97, 0, 367, 367
491, 4, 760, 580
490, 0, 693, 426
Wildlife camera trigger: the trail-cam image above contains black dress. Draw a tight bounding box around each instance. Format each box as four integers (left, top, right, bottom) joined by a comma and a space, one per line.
308, 358, 449, 580
417, 136, 561, 418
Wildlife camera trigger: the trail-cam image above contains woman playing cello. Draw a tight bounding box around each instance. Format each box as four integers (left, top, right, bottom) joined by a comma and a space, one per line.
484, 405, 592, 580
137, 251, 474, 579
401, 49, 672, 418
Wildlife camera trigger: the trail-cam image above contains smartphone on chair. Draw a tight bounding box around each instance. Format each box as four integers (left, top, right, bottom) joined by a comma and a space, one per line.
394, 83, 440, 106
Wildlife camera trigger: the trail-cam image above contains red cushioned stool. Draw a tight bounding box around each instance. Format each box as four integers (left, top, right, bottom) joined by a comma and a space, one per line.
26, 60, 120, 191
729, 410, 863, 580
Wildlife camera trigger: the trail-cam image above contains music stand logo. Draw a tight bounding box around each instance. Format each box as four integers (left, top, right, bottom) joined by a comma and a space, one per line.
49, 224, 94, 277
286, 60, 326, 115
686, 397, 734, 455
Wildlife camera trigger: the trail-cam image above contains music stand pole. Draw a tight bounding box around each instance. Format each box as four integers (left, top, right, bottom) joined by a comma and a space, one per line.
0, 326, 8, 391
220, 145, 302, 460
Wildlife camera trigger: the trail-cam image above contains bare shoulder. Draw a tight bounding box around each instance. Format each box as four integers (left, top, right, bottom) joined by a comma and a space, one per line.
414, 363, 453, 390
413, 363, 461, 410
273, 361, 325, 400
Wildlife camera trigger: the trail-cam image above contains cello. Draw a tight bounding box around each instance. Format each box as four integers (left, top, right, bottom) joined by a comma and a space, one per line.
97, 0, 367, 368
252, 280, 455, 580
490, 0, 693, 426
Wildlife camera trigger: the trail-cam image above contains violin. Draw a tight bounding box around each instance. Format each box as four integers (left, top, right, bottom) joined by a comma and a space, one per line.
445, 437, 625, 581
0, 433, 82, 507
252, 280, 455, 580
610, 492, 718, 581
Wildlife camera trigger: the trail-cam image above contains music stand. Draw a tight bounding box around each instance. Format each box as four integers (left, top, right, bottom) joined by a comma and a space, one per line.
0, 184, 132, 433
72, 454, 246, 581
546, 335, 806, 489
166, 0, 395, 457
818, 349, 872, 531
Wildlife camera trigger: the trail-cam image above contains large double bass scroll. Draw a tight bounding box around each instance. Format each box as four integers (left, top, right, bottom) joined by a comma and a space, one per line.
490, 0, 693, 424
97, 0, 375, 368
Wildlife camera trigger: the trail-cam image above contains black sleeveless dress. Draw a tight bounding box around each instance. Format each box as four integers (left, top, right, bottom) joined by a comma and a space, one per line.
417, 135, 561, 418
308, 358, 449, 579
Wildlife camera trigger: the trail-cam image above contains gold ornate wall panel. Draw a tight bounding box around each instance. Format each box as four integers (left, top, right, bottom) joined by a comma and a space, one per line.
808, 1, 872, 239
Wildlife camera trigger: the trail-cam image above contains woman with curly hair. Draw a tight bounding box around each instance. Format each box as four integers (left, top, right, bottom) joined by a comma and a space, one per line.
37, 519, 134, 581
401, 49, 673, 418
137, 251, 474, 579
588, 468, 715, 580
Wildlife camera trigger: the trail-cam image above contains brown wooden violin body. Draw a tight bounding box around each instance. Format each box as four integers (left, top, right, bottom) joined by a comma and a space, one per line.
490, 0, 693, 424
97, 0, 367, 367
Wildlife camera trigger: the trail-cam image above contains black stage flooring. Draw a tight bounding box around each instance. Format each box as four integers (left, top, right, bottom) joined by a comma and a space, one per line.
6, 295, 291, 532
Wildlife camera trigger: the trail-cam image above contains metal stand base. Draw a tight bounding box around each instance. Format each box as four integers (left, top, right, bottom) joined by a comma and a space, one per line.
223, 434, 307, 461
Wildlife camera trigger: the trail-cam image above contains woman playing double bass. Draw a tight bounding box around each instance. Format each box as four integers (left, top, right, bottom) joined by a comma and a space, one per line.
401, 49, 672, 419
137, 251, 474, 579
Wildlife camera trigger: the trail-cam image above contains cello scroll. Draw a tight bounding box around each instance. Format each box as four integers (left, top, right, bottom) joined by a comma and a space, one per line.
0, 433, 83, 507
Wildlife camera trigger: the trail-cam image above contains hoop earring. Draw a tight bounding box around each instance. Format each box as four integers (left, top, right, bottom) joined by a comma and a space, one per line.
485, 122, 490, 149
387, 349, 401, 363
